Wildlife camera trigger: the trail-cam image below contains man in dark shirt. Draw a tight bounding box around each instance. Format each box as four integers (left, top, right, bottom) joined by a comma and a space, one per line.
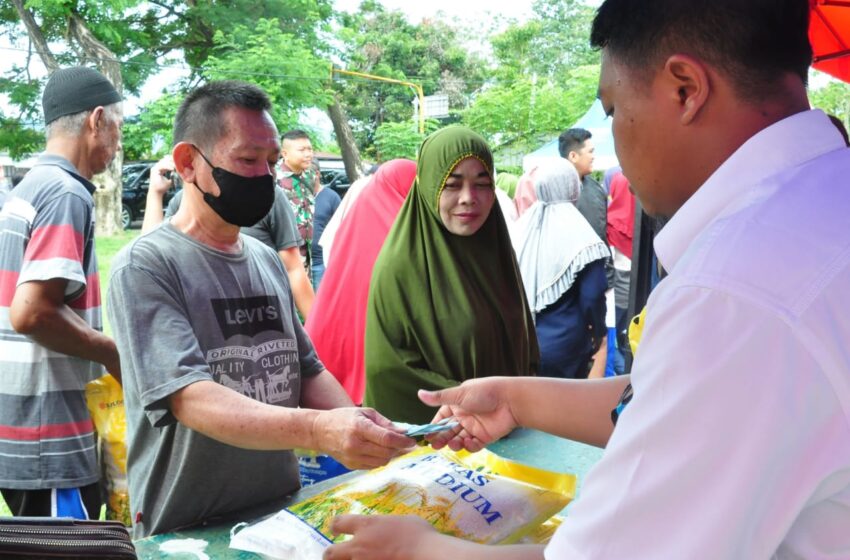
559, 128, 608, 243
311, 177, 341, 292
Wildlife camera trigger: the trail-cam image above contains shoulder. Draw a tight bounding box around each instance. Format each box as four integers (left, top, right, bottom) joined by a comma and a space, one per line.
111, 226, 179, 278
243, 234, 282, 262
317, 189, 341, 209
15, 165, 93, 208
673, 149, 850, 319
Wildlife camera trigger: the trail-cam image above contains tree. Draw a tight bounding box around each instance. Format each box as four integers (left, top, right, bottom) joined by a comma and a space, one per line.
373, 119, 440, 161
463, 65, 600, 154
489, 0, 599, 87
462, 0, 601, 162
121, 92, 182, 161
810, 79, 850, 131
7, 0, 132, 235
1, 0, 338, 231
334, 2, 488, 159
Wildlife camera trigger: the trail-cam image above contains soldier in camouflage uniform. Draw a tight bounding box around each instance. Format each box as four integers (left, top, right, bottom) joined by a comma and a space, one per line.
278, 129, 317, 277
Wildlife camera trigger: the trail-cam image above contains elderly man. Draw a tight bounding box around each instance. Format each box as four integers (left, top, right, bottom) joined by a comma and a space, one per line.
107, 80, 413, 538
0, 66, 122, 519
324, 0, 850, 558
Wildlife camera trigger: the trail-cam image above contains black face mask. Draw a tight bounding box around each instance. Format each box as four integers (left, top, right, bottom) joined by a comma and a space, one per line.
193, 147, 276, 227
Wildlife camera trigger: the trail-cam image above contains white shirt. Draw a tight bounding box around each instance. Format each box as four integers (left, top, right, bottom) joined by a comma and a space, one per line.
546, 110, 850, 559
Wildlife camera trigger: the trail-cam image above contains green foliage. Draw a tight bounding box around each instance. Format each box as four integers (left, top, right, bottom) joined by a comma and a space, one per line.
463, 65, 599, 152
120, 14, 335, 161
121, 92, 182, 161
203, 18, 330, 132
373, 119, 440, 161
0, 115, 43, 159
810, 79, 850, 128
490, 0, 598, 87
335, 3, 488, 158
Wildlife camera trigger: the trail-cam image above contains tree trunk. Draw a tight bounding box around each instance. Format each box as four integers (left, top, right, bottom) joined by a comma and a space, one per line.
327, 95, 362, 182
68, 13, 124, 236
10, 0, 59, 72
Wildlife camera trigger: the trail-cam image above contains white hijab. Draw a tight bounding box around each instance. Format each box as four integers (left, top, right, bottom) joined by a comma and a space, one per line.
511, 159, 610, 316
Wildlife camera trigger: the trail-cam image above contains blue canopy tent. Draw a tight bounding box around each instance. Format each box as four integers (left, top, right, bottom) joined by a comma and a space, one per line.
522, 98, 619, 172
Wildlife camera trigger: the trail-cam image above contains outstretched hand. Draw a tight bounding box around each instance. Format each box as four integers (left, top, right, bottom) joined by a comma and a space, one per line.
313, 407, 415, 470
418, 377, 519, 452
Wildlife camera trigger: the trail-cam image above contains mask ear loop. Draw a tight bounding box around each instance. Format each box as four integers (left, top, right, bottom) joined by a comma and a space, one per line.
192, 144, 215, 168
190, 145, 218, 199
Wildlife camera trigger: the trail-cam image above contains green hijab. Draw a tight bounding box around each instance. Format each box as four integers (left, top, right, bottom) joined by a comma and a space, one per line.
363, 126, 539, 423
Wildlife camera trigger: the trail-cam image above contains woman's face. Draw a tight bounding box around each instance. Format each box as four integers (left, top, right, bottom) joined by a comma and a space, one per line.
438, 156, 495, 236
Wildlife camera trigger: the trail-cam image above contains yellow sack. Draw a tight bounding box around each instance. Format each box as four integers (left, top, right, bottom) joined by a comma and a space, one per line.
230, 445, 575, 559
628, 306, 648, 357
85, 374, 130, 526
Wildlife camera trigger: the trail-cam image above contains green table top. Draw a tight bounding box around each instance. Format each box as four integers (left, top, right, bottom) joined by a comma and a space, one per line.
134, 429, 603, 559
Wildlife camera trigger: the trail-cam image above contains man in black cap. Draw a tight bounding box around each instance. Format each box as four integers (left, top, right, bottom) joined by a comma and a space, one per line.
0, 66, 123, 519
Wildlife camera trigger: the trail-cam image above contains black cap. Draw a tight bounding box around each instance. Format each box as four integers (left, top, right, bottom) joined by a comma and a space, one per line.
42, 66, 122, 125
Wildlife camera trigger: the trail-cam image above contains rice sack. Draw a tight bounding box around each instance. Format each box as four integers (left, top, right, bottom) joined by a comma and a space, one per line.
230, 445, 575, 559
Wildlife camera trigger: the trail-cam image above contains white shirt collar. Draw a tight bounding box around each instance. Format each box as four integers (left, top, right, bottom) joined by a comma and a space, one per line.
654, 109, 846, 272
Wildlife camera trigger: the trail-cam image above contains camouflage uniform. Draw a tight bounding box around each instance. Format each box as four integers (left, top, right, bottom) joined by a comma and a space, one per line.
278, 162, 317, 275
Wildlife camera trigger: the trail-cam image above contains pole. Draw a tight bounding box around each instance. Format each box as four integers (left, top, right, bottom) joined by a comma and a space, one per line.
331, 67, 425, 134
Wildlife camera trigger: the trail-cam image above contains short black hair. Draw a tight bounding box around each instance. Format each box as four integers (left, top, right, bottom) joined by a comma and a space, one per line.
282, 129, 311, 142
590, 0, 812, 101
558, 128, 592, 159
173, 80, 272, 151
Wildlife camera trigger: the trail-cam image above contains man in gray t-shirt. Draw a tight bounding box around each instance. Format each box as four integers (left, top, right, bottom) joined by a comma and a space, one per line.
143, 162, 316, 319
108, 81, 413, 538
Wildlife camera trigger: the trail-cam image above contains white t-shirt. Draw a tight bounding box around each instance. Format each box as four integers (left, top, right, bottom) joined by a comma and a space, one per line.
546, 110, 850, 559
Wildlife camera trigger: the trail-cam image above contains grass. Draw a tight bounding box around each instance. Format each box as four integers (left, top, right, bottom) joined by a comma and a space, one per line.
97, 228, 141, 337
0, 228, 140, 518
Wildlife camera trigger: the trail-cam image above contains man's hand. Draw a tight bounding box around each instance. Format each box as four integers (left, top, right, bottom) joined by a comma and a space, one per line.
142, 156, 176, 233
419, 377, 519, 453
148, 156, 175, 198
323, 515, 439, 560
312, 408, 415, 470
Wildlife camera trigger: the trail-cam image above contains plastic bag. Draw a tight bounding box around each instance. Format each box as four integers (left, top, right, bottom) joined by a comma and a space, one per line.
230, 445, 575, 559
295, 449, 351, 487
85, 374, 130, 526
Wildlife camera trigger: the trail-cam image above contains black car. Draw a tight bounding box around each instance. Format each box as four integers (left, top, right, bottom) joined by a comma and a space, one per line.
121, 161, 177, 229
319, 167, 351, 198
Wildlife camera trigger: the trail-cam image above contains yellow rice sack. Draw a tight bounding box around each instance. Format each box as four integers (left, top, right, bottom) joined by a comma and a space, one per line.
85, 374, 130, 526
230, 445, 575, 559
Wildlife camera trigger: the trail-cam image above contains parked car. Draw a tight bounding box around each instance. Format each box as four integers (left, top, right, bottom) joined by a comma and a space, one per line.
121, 161, 178, 229
319, 167, 351, 198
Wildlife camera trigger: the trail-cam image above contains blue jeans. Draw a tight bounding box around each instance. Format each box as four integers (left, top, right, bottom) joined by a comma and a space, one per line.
311, 264, 325, 292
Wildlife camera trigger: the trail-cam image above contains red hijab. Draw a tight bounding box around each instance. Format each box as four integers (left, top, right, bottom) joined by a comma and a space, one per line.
304, 159, 416, 404
606, 172, 636, 259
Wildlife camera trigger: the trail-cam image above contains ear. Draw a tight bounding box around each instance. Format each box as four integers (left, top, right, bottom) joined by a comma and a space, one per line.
173, 142, 198, 185
661, 54, 710, 125
88, 107, 105, 135
567, 150, 579, 164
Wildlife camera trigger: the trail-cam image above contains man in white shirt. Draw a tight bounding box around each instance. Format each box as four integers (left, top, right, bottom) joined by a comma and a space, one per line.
322, 0, 850, 558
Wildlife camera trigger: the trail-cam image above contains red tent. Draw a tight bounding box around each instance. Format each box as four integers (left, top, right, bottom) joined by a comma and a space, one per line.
810, 0, 850, 83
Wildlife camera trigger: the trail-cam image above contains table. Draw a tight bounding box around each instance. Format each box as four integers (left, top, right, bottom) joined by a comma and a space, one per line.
134, 429, 603, 559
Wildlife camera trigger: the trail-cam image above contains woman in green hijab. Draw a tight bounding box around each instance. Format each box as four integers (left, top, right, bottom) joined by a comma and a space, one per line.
363, 126, 539, 423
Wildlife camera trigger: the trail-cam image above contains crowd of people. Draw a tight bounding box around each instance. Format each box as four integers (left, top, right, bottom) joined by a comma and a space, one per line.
1, 0, 850, 557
